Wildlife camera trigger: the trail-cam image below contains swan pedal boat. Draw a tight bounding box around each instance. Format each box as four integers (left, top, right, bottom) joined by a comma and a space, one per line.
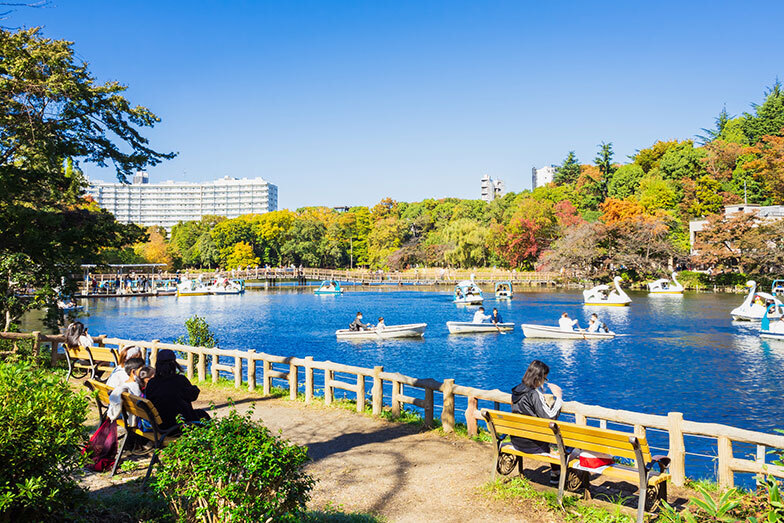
335, 323, 427, 340
495, 281, 514, 299
453, 280, 484, 304
647, 272, 684, 294
446, 321, 514, 334
583, 276, 632, 306
730, 280, 784, 321
209, 279, 244, 295
521, 324, 616, 340
315, 280, 343, 295
176, 279, 210, 296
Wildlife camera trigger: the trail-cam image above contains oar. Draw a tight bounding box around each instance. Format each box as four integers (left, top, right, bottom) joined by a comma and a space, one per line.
494, 322, 507, 335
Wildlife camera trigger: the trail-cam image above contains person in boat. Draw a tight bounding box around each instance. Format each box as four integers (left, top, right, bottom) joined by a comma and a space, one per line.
472, 306, 490, 324
491, 308, 504, 325
376, 317, 386, 331
350, 312, 370, 331
587, 313, 610, 334
455, 288, 464, 300
558, 312, 579, 331
510, 360, 564, 486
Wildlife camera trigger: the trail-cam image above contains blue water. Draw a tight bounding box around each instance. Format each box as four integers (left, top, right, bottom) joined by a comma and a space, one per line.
77, 287, 784, 483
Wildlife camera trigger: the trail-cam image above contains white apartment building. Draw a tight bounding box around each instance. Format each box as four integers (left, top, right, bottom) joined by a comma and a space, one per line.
532, 165, 557, 188
88, 172, 278, 229
480, 174, 506, 202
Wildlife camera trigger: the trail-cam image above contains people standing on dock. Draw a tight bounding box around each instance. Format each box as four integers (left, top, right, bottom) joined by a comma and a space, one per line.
558, 312, 578, 331
472, 306, 490, 324
491, 308, 503, 325
350, 312, 370, 331
510, 360, 563, 485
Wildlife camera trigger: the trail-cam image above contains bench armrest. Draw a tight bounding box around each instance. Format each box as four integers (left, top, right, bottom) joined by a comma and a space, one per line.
646, 455, 671, 476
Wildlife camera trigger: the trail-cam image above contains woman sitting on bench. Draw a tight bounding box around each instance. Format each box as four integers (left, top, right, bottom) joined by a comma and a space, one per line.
510, 360, 564, 485
145, 349, 210, 431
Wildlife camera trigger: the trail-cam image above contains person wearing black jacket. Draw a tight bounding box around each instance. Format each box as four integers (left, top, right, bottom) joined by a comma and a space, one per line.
145, 349, 210, 430
510, 360, 564, 484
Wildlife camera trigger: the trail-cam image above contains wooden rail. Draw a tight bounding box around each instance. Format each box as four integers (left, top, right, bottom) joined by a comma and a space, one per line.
15, 332, 775, 490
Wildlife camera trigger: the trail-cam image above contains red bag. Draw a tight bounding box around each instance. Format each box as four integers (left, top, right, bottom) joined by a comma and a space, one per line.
578, 451, 614, 469
83, 419, 118, 472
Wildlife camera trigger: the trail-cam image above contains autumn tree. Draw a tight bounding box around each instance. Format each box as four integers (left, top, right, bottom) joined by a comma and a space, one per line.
695, 212, 771, 274
224, 242, 260, 270
742, 134, 784, 204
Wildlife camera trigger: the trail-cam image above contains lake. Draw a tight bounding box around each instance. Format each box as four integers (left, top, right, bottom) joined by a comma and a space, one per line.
75, 286, 784, 483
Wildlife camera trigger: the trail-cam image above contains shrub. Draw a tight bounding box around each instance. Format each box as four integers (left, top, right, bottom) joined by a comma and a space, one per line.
153, 407, 314, 522
0, 361, 88, 519
176, 314, 218, 348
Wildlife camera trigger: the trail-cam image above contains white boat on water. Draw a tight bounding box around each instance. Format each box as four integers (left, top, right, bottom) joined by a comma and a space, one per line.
177, 278, 210, 296
209, 278, 244, 295
315, 280, 343, 295
731, 280, 784, 321
761, 306, 784, 341
446, 321, 514, 334
454, 280, 484, 304
336, 323, 427, 340
495, 281, 514, 299
647, 272, 684, 294
583, 276, 632, 306
521, 324, 616, 340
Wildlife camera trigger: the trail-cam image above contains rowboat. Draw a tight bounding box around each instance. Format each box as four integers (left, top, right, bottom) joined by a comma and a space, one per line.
583, 276, 632, 306
495, 281, 514, 299
731, 280, 784, 321
454, 280, 483, 304
315, 280, 343, 295
335, 323, 427, 340
521, 324, 616, 340
647, 272, 684, 294
446, 321, 514, 334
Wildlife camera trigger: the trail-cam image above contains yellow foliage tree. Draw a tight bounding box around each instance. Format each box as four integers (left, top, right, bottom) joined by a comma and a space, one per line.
134, 226, 174, 268
224, 241, 260, 270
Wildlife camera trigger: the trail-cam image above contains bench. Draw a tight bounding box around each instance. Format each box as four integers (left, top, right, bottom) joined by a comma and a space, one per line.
65, 345, 119, 381
85, 380, 180, 483
482, 409, 670, 523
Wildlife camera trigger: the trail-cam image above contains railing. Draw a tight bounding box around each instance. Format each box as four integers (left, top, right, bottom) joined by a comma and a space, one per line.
21, 332, 777, 490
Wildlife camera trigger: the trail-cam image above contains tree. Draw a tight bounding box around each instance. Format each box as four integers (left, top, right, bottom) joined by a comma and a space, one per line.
442, 218, 489, 268
698, 106, 731, 144
657, 141, 707, 181
632, 140, 681, 173
689, 175, 724, 217
695, 212, 771, 274
742, 134, 784, 204
134, 226, 174, 268
224, 241, 260, 270
539, 222, 606, 274
553, 151, 580, 185
607, 164, 644, 199
0, 28, 170, 328
741, 81, 784, 145
636, 174, 679, 212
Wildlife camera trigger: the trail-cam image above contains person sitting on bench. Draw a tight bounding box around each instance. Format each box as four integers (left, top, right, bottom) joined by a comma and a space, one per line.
145, 349, 210, 431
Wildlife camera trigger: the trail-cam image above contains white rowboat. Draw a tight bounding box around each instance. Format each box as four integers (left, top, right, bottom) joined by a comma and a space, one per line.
521, 324, 616, 340
335, 323, 427, 340
446, 321, 514, 334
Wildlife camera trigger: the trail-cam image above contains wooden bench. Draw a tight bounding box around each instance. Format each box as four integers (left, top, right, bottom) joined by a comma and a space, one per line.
84, 380, 181, 483
482, 409, 671, 523
65, 345, 119, 381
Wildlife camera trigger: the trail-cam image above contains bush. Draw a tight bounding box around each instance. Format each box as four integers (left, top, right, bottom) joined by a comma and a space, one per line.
0, 361, 88, 519
153, 407, 314, 522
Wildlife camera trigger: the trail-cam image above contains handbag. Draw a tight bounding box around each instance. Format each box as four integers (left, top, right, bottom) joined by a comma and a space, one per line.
83, 418, 118, 472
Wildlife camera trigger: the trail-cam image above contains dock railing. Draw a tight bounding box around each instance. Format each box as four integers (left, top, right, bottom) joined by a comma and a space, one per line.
4, 330, 783, 489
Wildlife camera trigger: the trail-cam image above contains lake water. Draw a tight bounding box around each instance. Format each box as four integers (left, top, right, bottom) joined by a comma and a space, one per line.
76, 286, 784, 483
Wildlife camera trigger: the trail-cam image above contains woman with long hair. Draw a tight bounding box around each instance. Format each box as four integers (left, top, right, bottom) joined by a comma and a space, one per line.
145, 349, 210, 430
64, 321, 94, 350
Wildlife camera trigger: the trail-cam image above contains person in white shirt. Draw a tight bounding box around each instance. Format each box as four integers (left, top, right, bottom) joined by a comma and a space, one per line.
106, 346, 144, 388
472, 307, 491, 324
64, 321, 94, 350
558, 312, 579, 331
107, 360, 155, 424
376, 317, 386, 332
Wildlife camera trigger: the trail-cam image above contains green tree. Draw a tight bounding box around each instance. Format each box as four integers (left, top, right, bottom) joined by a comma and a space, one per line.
657, 141, 707, 181
224, 241, 260, 270
607, 164, 644, 199
632, 140, 681, 173
593, 142, 615, 201
690, 175, 724, 217
698, 106, 731, 144
442, 218, 489, 268
741, 81, 784, 145
636, 174, 679, 212
553, 151, 580, 185
0, 28, 171, 329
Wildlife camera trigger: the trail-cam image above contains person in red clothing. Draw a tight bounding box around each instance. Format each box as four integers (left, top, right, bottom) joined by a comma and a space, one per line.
145, 349, 210, 430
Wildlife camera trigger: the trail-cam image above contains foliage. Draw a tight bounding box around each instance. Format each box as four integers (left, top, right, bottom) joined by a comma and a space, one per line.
694, 211, 777, 274
176, 314, 218, 348
224, 241, 261, 270
554, 150, 581, 185
0, 361, 88, 519
742, 81, 784, 145
153, 407, 314, 522
608, 164, 644, 199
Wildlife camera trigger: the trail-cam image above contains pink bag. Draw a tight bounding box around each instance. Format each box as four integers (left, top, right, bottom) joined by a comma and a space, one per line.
83, 419, 118, 472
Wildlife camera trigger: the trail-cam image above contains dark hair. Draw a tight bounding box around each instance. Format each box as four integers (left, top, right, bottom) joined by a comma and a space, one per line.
356, 312, 362, 317
124, 358, 145, 375
64, 321, 86, 349
155, 359, 182, 377
118, 345, 142, 366
522, 360, 550, 389
136, 366, 155, 388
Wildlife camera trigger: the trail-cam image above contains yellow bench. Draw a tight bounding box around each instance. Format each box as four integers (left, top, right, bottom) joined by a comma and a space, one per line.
85, 380, 181, 483
65, 345, 119, 381
482, 409, 670, 523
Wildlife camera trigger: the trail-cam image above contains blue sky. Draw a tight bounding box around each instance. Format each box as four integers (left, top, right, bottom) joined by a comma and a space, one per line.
12, 1, 784, 209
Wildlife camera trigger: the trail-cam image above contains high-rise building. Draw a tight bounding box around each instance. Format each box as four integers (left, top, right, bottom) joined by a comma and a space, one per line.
532, 165, 557, 188
481, 174, 506, 202
87, 172, 278, 229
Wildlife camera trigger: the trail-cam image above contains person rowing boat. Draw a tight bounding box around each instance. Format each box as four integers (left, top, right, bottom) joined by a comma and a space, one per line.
349, 311, 372, 331
558, 312, 579, 331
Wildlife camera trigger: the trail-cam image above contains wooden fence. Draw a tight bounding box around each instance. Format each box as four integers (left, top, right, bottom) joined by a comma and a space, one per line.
3, 330, 782, 489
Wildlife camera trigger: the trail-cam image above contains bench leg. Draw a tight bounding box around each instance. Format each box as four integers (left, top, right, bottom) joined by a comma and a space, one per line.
636, 484, 646, 523
143, 450, 160, 486
111, 430, 129, 477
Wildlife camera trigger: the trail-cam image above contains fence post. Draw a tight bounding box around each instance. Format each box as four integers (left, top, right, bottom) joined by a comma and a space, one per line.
634, 424, 646, 440
718, 436, 734, 489
31, 331, 41, 360
391, 379, 401, 417
233, 350, 242, 388
668, 412, 686, 487
151, 339, 160, 367
424, 387, 434, 428
325, 369, 334, 406
466, 396, 478, 436
186, 352, 194, 380
441, 378, 455, 433
211, 354, 218, 383
247, 350, 256, 392
50, 340, 59, 367
356, 374, 365, 413
372, 366, 383, 416
197, 348, 206, 382
289, 362, 298, 400
304, 356, 314, 404
575, 412, 586, 425
263, 359, 271, 395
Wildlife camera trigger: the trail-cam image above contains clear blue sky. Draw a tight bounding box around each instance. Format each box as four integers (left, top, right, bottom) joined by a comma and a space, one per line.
12, 1, 784, 209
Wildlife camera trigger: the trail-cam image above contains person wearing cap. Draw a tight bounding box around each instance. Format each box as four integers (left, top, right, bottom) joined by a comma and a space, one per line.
145, 349, 210, 430
106, 346, 144, 388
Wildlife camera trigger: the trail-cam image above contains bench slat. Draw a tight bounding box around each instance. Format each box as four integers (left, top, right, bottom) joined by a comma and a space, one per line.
119, 393, 164, 426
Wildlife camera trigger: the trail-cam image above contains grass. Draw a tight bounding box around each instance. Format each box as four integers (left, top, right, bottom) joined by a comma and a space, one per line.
300, 502, 386, 522
482, 477, 636, 523
684, 477, 720, 493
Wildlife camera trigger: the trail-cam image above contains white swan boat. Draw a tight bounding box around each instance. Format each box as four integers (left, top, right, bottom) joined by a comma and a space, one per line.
731, 280, 784, 321
454, 280, 484, 304
583, 276, 632, 306
446, 321, 514, 334
647, 272, 684, 294
176, 278, 210, 296
315, 280, 343, 295
761, 306, 784, 341
521, 324, 616, 340
495, 281, 514, 299
335, 323, 427, 340
209, 278, 244, 295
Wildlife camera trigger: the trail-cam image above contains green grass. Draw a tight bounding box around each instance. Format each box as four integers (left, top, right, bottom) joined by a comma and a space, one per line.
300, 502, 386, 522
684, 477, 720, 493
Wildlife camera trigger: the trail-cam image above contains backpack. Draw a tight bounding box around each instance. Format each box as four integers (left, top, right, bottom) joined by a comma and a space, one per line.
83, 418, 118, 472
